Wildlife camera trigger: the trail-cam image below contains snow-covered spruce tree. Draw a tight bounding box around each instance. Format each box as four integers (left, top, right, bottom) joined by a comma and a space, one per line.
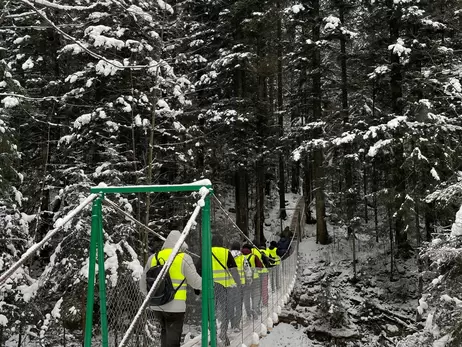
1, 0, 195, 344
396, 208, 462, 346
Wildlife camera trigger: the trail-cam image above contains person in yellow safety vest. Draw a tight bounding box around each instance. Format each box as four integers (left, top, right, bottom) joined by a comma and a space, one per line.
230, 241, 253, 328
267, 241, 281, 266
252, 245, 270, 271
211, 235, 241, 346
256, 244, 270, 307
267, 240, 281, 290
140, 230, 202, 347
241, 244, 264, 317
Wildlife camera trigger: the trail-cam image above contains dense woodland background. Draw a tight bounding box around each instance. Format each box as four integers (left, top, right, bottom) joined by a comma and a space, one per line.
2, 0, 462, 345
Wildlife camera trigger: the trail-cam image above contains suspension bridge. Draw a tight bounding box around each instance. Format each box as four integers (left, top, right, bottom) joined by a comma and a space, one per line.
0, 180, 302, 347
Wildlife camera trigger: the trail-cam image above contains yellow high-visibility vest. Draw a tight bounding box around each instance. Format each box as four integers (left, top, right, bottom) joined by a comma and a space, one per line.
151, 249, 187, 301
246, 254, 260, 279
267, 247, 281, 265
233, 254, 247, 285
251, 248, 269, 274
211, 247, 236, 287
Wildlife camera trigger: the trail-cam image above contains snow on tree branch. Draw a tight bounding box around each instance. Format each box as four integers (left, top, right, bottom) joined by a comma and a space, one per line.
19, 0, 163, 71
29, 0, 108, 11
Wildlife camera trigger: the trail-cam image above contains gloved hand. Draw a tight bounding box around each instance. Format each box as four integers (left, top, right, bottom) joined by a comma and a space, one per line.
194, 289, 201, 295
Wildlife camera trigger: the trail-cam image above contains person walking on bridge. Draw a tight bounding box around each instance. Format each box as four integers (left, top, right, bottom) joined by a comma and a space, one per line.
241, 243, 264, 317
140, 230, 202, 347
230, 241, 253, 328
211, 234, 241, 346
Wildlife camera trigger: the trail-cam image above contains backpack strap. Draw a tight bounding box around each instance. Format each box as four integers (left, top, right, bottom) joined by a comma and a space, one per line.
154, 251, 186, 293
212, 250, 233, 277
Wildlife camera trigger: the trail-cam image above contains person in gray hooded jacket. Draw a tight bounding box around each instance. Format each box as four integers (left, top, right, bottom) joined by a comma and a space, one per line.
140, 230, 202, 347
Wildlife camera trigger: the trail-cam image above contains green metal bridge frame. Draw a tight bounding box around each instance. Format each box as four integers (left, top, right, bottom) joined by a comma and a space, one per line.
84, 183, 216, 347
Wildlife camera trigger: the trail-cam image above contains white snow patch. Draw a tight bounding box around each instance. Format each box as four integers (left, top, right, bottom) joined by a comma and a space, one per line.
451, 205, 462, 237
1, 96, 19, 108
0, 314, 7, 327
22, 58, 34, 70
431, 167, 440, 181
51, 297, 63, 319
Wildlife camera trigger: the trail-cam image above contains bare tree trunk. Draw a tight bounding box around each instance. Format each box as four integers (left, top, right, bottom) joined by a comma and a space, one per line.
338, 0, 354, 237
312, 0, 328, 244
388, 0, 407, 249
255, 160, 265, 245
373, 161, 379, 242
388, 205, 394, 281
235, 167, 249, 236
363, 159, 368, 223
144, 84, 158, 264
314, 149, 328, 244
277, 0, 286, 220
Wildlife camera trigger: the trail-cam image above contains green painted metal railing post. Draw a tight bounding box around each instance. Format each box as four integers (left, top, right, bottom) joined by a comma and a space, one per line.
84, 198, 100, 347
201, 192, 217, 347
95, 197, 109, 347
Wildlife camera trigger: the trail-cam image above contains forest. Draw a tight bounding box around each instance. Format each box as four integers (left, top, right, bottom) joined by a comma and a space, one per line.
1, 0, 462, 346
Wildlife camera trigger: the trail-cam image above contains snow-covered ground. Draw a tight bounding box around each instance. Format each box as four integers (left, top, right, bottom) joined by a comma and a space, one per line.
260, 323, 313, 346
261, 199, 419, 346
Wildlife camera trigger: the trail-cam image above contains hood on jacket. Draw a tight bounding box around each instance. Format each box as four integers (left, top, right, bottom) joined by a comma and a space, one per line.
241, 246, 252, 255
162, 230, 188, 252
231, 250, 242, 258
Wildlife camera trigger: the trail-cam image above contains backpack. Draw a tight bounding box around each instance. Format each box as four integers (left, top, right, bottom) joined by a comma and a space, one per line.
242, 256, 253, 283
145, 253, 185, 306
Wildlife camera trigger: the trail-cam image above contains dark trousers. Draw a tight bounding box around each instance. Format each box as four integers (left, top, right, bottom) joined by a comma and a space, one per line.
229, 287, 242, 328
215, 284, 231, 345
251, 279, 261, 315
154, 311, 185, 347
242, 283, 252, 317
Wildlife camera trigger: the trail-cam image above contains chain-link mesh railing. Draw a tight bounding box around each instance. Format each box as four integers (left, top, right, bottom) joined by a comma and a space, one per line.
101, 189, 208, 347
202, 196, 303, 347
209, 240, 298, 347
1, 189, 302, 347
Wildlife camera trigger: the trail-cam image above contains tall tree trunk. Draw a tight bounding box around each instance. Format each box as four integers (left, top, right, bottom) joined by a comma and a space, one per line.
255, 42, 267, 245
312, 0, 328, 244
235, 167, 249, 236
363, 159, 368, 223
144, 84, 158, 265
424, 203, 434, 241
339, 1, 354, 237
303, 155, 315, 224
388, 204, 394, 281
373, 161, 379, 242
277, 0, 287, 220
388, 0, 407, 249
314, 149, 328, 244
234, 48, 249, 236
255, 160, 265, 245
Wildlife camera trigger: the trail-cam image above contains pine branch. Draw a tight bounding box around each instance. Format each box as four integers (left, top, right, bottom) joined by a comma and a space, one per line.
20, 0, 164, 71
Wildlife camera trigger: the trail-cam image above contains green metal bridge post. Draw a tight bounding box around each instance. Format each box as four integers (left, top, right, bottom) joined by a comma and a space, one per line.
84, 197, 101, 347
95, 197, 109, 347
201, 193, 217, 347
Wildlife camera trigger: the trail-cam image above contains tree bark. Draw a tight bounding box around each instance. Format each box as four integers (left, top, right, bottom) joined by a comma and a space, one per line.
235, 167, 249, 236
277, 0, 287, 220
339, 1, 354, 237
312, 0, 328, 244
388, 0, 407, 249
255, 160, 265, 245
144, 84, 158, 265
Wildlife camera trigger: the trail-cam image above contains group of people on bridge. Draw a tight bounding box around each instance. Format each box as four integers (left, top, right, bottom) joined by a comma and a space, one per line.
140, 229, 293, 347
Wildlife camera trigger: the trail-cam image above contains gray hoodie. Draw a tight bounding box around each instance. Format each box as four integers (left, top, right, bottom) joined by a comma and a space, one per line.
140, 230, 202, 312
